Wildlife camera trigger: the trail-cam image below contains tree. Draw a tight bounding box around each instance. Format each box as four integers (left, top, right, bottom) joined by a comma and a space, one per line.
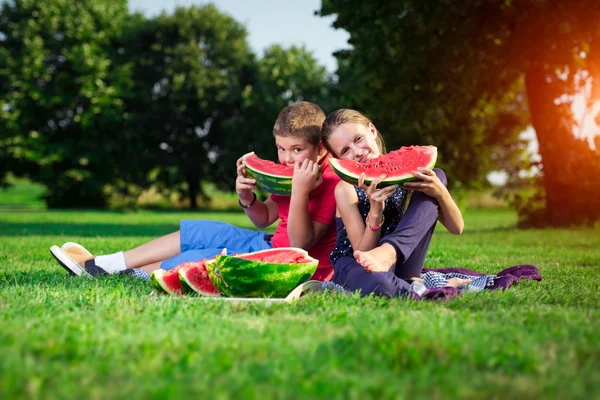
0, 0, 134, 207
218, 44, 338, 188
320, 0, 600, 225
120, 5, 256, 209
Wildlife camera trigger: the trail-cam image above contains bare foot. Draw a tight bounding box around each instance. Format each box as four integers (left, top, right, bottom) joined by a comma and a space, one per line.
411, 277, 424, 284
354, 243, 397, 273
446, 277, 472, 288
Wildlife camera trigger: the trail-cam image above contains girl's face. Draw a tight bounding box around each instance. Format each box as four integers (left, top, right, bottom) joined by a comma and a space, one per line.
327, 122, 381, 162
274, 135, 321, 167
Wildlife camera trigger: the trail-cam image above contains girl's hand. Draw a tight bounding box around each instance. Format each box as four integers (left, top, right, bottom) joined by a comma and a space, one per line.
235, 157, 256, 202
291, 159, 322, 197
403, 168, 448, 200
358, 173, 397, 216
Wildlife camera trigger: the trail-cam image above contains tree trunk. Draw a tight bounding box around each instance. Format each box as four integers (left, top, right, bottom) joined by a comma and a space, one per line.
187, 175, 199, 210
524, 66, 577, 226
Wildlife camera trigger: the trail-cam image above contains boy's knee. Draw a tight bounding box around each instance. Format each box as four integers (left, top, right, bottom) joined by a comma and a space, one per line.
433, 168, 447, 187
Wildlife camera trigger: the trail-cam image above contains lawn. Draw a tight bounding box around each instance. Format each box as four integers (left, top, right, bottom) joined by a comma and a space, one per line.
0, 205, 599, 399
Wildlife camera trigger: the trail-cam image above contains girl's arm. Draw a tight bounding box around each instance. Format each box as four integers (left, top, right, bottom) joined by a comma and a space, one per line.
404, 168, 464, 235
335, 180, 396, 251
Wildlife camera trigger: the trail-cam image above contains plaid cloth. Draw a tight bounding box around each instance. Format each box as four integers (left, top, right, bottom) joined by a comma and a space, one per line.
117, 268, 152, 280
409, 271, 497, 296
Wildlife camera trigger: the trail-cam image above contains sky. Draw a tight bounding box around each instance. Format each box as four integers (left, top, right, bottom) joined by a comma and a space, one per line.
127, 0, 350, 72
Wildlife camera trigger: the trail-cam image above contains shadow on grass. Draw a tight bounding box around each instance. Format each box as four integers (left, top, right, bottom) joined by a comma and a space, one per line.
0, 222, 182, 237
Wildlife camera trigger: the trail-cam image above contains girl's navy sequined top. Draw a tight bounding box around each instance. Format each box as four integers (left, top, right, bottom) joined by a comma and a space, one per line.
330, 186, 408, 264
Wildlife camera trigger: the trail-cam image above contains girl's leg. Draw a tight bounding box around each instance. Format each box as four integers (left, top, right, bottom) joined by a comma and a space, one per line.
332, 256, 411, 298
355, 168, 448, 280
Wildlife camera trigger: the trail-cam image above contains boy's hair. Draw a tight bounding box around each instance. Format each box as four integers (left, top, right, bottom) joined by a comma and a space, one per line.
273, 102, 325, 146
321, 109, 386, 155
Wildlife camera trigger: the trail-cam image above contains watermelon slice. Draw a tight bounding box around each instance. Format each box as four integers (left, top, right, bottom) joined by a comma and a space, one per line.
151, 264, 186, 295
178, 260, 219, 296
206, 247, 318, 298
242, 152, 322, 196
329, 146, 437, 187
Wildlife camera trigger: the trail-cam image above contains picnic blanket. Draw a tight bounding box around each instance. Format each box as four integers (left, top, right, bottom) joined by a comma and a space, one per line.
412, 264, 543, 301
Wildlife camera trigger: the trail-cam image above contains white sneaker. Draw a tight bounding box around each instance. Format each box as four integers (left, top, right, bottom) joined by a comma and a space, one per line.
50, 245, 90, 277
61, 242, 93, 258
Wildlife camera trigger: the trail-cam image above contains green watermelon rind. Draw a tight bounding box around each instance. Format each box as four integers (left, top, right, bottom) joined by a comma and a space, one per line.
242, 152, 323, 196
205, 248, 318, 298
329, 147, 438, 187
178, 264, 220, 297
243, 152, 293, 195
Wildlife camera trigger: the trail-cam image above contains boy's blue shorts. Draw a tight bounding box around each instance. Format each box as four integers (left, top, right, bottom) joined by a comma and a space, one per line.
160, 220, 273, 270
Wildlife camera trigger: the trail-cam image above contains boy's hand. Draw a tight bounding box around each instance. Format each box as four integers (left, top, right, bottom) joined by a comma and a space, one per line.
236, 157, 256, 203
358, 173, 397, 216
292, 159, 322, 197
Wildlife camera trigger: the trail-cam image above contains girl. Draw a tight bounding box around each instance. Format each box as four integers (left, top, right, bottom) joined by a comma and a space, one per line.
321, 109, 470, 297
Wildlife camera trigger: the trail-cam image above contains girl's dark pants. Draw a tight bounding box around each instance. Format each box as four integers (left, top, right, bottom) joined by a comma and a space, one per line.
331, 168, 447, 297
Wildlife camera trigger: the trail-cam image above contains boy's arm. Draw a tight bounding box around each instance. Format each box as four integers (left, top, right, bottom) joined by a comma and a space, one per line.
236, 156, 279, 228
287, 159, 329, 249
242, 196, 279, 229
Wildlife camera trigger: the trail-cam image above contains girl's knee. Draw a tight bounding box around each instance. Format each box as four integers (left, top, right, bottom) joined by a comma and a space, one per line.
433, 168, 447, 187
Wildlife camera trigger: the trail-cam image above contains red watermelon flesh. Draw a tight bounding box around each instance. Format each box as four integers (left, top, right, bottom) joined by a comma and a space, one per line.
329, 145, 437, 187
233, 248, 313, 263
244, 152, 294, 176
178, 260, 219, 296
151, 264, 186, 295
242, 152, 322, 195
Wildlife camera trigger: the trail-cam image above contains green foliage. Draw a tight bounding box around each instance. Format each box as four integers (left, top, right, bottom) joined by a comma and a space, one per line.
0, 208, 599, 398
0, 0, 132, 208
218, 45, 339, 189
320, 0, 600, 225
0, 3, 337, 209
118, 5, 257, 209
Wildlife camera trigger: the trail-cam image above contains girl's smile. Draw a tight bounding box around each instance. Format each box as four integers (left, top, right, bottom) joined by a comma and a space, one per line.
326, 122, 381, 162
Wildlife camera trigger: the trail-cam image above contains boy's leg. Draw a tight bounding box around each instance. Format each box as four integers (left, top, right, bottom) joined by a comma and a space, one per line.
332, 256, 411, 298
158, 220, 272, 270
123, 231, 181, 269
50, 230, 181, 277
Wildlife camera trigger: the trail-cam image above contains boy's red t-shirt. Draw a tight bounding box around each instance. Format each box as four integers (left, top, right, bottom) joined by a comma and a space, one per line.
270, 154, 340, 281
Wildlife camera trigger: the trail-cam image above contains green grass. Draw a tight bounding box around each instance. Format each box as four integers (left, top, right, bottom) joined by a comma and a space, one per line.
0, 208, 599, 400
0, 177, 46, 209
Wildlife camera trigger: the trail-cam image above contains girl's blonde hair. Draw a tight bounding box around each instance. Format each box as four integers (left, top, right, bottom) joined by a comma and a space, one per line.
320, 109, 386, 156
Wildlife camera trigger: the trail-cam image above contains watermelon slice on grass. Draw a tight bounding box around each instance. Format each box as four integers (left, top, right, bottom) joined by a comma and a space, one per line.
151, 264, 186, 295
206, 247, 318, 298
329, 145, 438, 187
178, 260, 219, 296
151, 248, 318, 299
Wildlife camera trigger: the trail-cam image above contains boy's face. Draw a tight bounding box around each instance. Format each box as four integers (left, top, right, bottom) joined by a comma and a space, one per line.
275, 135, 320, 167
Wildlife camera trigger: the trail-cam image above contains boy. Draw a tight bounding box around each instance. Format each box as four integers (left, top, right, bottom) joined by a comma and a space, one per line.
50, 102, 339, 281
